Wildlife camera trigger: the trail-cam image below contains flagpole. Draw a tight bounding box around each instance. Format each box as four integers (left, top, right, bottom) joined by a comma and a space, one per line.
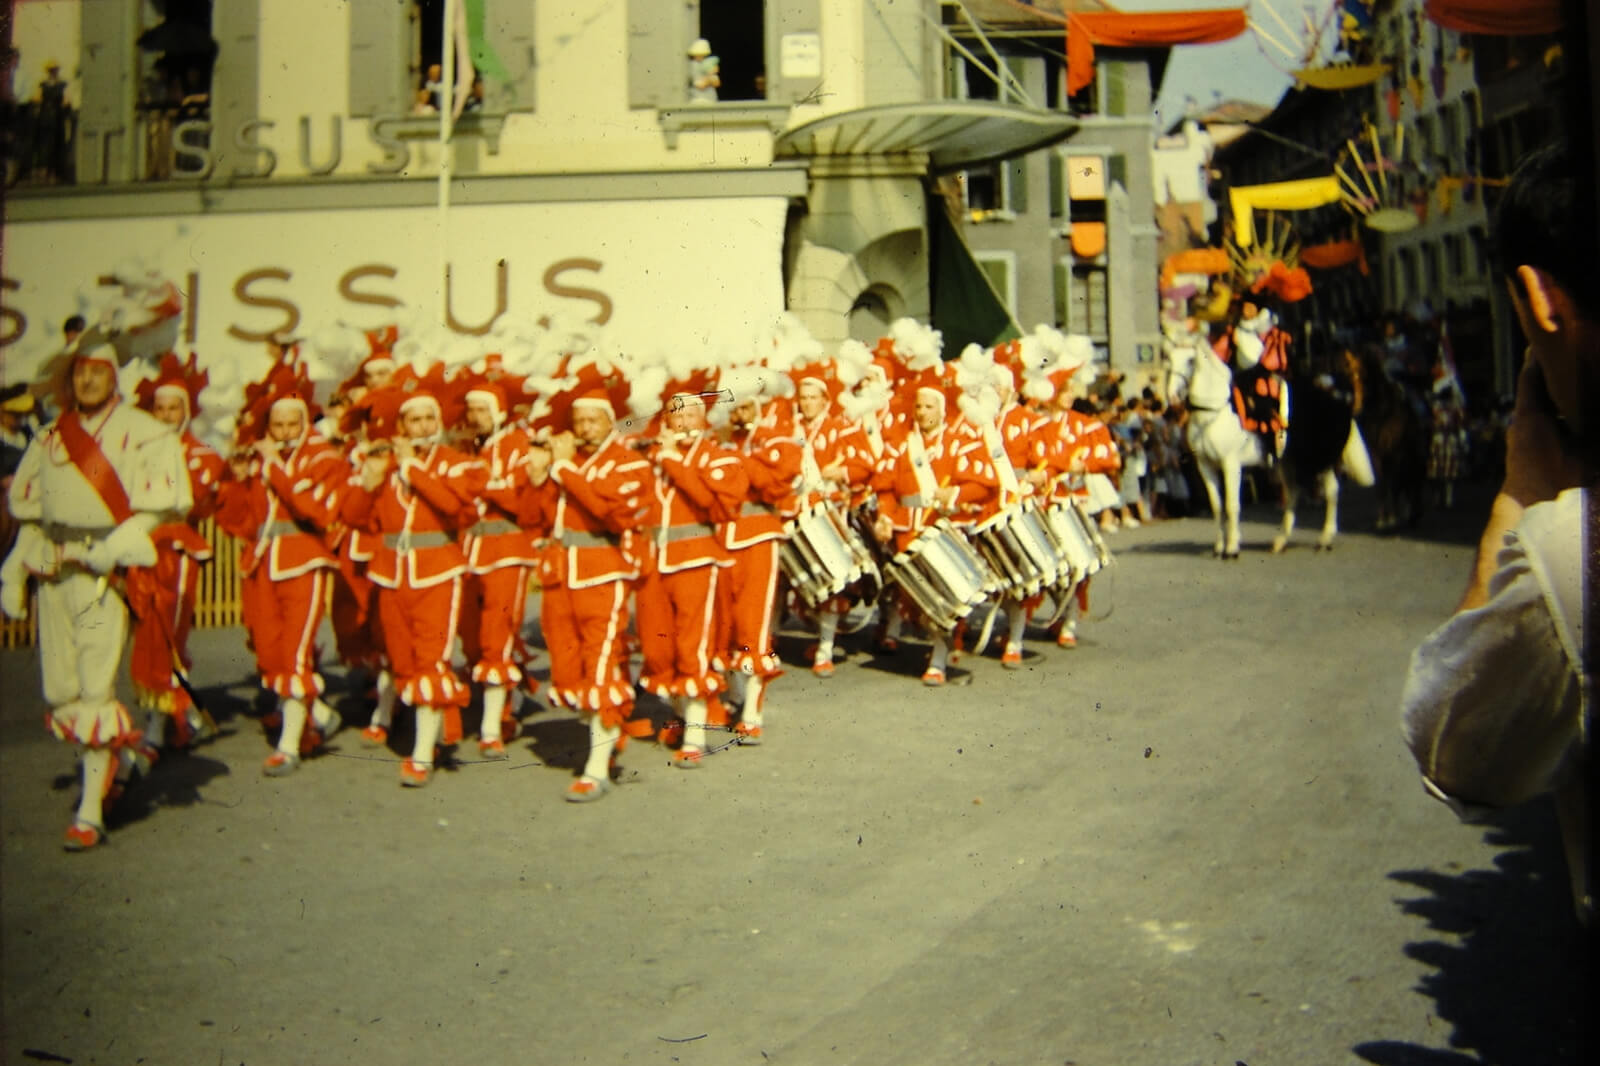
439, 0, 457, 328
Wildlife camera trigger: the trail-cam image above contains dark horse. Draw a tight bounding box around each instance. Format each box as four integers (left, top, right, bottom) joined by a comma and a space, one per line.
1344, 345, 1429, 530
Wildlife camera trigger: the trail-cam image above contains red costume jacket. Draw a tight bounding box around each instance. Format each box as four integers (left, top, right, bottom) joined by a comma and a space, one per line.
215, 437, 343, 578
463, 424, 539, 572
876, 423, 998, 551
339, 444, 487, 589
648, 434, 747, 572
722, 422, 802, 550
524, 432, 653, 590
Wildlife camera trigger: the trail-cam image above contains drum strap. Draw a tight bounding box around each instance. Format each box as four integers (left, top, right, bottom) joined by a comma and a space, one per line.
906, 430, 940, 504
799, 436, 826, 494
980, 420, 1020, 503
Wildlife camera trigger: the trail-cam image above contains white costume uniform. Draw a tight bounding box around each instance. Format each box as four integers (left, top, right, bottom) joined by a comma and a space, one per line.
3, 398, 191, 744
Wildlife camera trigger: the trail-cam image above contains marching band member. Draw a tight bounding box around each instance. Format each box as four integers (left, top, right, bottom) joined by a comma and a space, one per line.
522, 361, 652, 802
633, 364, 749, 768
872, 365, 998, 685
215, 357, 346, 776
955, 341, 1050, 668
789, 360, 873, 676
339, 378, 487, 787
128, 352, 225, 747
457, 366, 539, 759
714, 365, 801, 744
2, 339, 191, 850
1036, 339, 1112, 649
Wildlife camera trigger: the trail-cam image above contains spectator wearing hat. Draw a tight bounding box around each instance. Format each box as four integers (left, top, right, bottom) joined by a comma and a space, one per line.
687, 38, 720, 104
1, 342, 190, 851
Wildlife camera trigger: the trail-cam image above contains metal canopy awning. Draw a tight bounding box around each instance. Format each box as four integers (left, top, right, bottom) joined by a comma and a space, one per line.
774, 101, 1078, 174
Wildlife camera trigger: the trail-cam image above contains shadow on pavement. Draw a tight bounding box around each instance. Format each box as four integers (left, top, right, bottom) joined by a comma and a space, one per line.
1354, 801, 1593, 1066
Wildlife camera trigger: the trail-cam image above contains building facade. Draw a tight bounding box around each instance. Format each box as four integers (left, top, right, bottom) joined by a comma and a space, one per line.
2, 0, 1081, 371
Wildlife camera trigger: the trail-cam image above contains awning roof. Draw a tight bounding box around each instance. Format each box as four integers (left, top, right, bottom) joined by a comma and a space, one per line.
774, 101, 1078, 174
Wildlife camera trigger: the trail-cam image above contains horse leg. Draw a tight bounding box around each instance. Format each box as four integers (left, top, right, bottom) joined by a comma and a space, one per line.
1317, 469, 1339, 550
1272, 470, 1295, 554
1199, 461, 1225, 557
1222, 459, 1243, 558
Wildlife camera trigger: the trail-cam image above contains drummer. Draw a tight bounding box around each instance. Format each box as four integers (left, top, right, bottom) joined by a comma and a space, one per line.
871, 366, 998, 685
790, 360, 873, 677
1035, 336, 1113, 649
960, 340, 1053, 668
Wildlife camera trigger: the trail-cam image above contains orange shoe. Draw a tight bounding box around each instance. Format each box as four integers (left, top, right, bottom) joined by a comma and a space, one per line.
1056, 630, 1078, 649
672, 747, 703, 770
360, 724, 388, 746
812, 659, 835, 678
262, 751, 300, 777
63, 821, 105, 852
399, 759, 432, 788
478, 738, 508, 761
922, 667, 946, 687
734, 722, 763, 745
1001, 646, 1023, 669
565, 775, 614, 803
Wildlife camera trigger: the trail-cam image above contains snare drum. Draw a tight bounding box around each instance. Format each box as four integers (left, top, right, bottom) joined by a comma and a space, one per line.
970, 503, 1060, 598
883, 520, 999, 633
780, 503, 871, 608
1043, 500, 1100, 586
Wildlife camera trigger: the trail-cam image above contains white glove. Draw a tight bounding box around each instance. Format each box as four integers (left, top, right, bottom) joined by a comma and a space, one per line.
84, 519, 158, 573
0, 578, 25, 621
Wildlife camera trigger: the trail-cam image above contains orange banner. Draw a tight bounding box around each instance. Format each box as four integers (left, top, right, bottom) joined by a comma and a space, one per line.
1068, 10, 1248, 96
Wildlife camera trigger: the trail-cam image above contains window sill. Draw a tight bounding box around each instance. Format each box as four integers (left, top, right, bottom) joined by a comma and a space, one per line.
968, 209, 1018, 224
657, 104, 792, 149
383, 113, 508, 155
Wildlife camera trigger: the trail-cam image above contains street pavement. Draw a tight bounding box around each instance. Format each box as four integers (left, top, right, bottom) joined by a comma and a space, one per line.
0, 488, 1590, 1066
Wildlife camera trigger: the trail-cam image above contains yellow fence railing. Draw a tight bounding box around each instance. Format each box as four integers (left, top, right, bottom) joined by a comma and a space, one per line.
0, 519, 243, 651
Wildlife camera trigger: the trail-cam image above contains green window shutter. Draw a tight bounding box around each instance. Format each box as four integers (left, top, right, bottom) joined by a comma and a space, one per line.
479, 0, 537, 111
1108, 153, 1127, 192
349, 0, 411, 118
1048, 153, 1064, 219
78, 0, 134, 131
1053, 259, 1070, 325
768, 0, 822, 105
629, 0, 689, 109
1102, 61, 1126, 117
211, 0, 261, 174
1008, 157, 1028, 214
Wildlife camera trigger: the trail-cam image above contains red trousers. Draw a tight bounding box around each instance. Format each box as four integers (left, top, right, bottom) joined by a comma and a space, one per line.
242, 566, 329, 700
716, 540, 782, 678
377, 577, 469, 742
128, 546, 202, 712
460, 566, 531, 686
637, 564, 724, 700
540, 579, 634, 728
330, 559, 383, 671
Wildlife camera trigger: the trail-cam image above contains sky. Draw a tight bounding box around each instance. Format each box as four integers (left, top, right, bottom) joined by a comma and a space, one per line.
1111, 0, 1298, 127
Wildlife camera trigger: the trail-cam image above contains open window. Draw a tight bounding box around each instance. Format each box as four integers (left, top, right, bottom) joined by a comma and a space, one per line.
629, 0, 821, 111
350, 1, 535, 121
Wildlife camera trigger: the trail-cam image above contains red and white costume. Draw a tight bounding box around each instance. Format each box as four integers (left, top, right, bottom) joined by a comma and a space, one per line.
339, 392, 487, 751
127, 354, 225, 740
717, 405, 801, 682
2, 342, 190, 847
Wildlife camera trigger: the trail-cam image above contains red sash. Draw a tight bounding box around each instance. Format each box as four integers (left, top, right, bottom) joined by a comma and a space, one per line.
56, 408, 135, 525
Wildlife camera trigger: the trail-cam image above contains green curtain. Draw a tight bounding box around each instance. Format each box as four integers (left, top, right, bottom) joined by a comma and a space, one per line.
929, 201, 1022, 357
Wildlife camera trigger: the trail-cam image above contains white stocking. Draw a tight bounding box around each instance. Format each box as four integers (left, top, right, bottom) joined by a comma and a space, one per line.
371, 669, 396, 729
481, 686, 507, 743
277, 698, 308, 756
683, 697, 708, 752
582, 717, 621, 782
929, 633, 950, 673
743, 677, 765, 729
412, 707, 442, 767
1005, 601, 1027, 650
77, 747, 113, 828
816, 610, 840, 661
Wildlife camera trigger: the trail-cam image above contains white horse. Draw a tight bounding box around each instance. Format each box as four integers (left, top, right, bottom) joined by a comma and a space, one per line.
1166, 337, 1373, 558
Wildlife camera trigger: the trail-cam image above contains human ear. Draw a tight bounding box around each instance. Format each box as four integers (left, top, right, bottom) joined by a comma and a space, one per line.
1514, 265, 1562, 333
